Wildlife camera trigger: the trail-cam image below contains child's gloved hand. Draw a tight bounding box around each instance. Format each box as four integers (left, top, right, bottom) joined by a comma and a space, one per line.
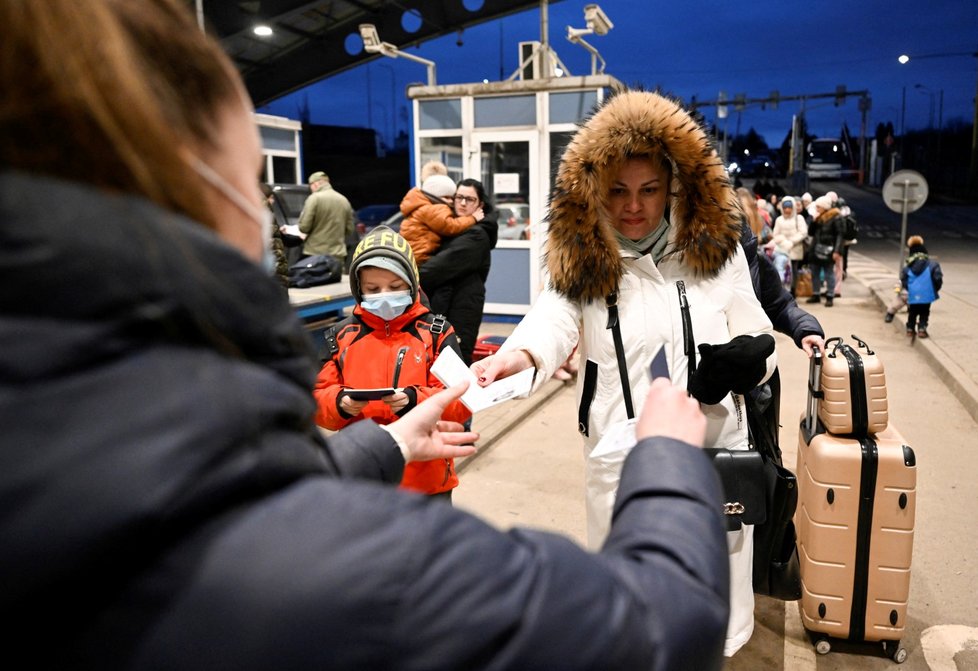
687, 334, 776, 405
338, 392, 368, 417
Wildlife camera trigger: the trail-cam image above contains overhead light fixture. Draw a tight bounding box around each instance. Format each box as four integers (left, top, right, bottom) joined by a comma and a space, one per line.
358, 24, 437, 86
898, 54, 910, 64
253, 25, 273, 37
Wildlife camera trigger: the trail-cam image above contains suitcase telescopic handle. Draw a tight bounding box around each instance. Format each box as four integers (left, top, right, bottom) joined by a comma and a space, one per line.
807, 345, 823, 435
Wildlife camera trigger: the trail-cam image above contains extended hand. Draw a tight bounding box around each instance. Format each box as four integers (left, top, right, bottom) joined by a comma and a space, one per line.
470, 349, 534, 386
388, 383, 478, 462
637, 378, 706, 447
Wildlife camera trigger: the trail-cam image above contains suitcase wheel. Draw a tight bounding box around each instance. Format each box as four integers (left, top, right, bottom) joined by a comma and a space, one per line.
882, 640, 908, 664
815, 638, 831, 655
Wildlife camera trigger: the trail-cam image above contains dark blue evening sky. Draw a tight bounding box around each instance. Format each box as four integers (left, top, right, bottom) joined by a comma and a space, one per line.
257, 0, 978, 149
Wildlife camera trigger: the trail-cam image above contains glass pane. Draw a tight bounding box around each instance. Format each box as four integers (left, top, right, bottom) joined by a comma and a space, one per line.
480, 140, 530, 240
271, 156, 296, 184
419, 99, 462, 130
549, 131, 575, 192
259, 126, 296, 152
420, 136, 464, 183
549, 90, 597, 124
474, 95, 535, 127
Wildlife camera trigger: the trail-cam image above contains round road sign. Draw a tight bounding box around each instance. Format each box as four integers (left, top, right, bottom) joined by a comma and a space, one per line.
882, 169, 928, 213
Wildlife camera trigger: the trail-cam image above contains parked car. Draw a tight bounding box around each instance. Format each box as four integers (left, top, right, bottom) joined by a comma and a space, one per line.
265, 183, 310, 265
496, 202, 530, 240
355, 204, 399, 236
266, 183, 309, 231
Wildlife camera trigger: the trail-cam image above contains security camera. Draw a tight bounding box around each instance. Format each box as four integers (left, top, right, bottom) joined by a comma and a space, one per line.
583, 4, 613, 36
359, 24, 382, 52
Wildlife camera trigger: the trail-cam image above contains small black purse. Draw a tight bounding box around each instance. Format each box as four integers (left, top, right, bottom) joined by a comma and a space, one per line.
702, 447, 768, 530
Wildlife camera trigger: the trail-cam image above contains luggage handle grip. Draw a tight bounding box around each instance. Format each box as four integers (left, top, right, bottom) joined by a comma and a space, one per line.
806, 345, 823, 435
850, 333, 874, 355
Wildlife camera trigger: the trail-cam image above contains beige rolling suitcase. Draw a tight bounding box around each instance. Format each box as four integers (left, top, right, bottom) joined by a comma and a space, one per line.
819, 335, 888, 435
796, 346, 916, 663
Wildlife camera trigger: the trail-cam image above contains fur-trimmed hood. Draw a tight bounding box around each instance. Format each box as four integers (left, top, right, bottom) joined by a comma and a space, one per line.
547, 90, 742, 302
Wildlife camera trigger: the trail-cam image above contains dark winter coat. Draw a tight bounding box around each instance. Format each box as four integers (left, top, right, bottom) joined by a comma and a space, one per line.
900, 253, 943, 302
419, 212, 499, 364
0, 171, 730, 671
808, 207, 844, 262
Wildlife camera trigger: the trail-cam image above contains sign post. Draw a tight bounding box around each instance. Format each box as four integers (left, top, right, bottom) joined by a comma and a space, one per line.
882, 169, 928, 274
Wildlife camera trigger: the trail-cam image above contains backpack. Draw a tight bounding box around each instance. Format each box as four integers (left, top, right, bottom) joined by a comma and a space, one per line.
842, 213, 859, 241
906, 264, 937, 304
288, 254, 343, 288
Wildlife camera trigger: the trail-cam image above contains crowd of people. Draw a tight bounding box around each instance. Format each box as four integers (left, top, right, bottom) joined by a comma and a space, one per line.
744, 183, 860, 309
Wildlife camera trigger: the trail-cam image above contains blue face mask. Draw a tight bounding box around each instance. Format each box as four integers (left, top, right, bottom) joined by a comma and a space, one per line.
361, 290, 413, 321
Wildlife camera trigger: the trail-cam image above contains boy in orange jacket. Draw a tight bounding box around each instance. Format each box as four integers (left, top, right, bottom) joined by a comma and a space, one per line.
314, 226, 471, 499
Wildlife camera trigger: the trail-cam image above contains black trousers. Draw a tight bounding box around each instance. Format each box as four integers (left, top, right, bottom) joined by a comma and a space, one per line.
907, 303, 931, 331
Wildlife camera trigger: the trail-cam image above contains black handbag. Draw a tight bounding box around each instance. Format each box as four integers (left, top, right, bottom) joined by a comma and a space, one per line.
702, 447, 768, 530
676, 281, 770, 532
812, 242, 834, 261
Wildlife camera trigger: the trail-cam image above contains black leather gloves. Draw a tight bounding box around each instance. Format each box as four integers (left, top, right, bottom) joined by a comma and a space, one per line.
688, 334, 776, 405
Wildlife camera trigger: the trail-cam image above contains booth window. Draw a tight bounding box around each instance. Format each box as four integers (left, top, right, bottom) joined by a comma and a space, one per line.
419, 99, 462, 130
475, 95, 535, 127
549, 91, 597, 124
420, 136, 463, 182
260, 126, 297, 151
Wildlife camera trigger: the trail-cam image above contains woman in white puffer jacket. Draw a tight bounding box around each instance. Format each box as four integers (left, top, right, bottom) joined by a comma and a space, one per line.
472, 90, 777, 658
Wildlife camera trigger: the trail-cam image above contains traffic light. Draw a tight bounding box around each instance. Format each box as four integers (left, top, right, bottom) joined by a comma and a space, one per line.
835, 85, 846, 107
769, 90, 779, 110
734, 93, 746, 112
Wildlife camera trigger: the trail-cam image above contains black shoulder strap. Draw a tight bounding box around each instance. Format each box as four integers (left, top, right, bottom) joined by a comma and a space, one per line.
677, 280, 696, 390
606, 292, 635, 420
323, 316, 356, 360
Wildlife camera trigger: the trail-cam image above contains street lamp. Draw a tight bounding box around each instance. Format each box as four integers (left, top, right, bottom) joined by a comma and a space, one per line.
359, 24, 436, 86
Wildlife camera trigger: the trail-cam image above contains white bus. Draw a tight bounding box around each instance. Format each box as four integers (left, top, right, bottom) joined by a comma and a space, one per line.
806, 138, 853, 179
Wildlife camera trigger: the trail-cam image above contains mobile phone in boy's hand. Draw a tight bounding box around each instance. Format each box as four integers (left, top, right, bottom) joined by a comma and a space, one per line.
648, 347, 670, 381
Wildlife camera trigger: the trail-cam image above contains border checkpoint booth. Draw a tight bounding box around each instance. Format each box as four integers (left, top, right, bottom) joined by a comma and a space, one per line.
408, 73, 621, 318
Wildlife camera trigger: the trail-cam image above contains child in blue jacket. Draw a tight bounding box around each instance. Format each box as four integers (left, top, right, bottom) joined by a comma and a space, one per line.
895, 235, 943, 338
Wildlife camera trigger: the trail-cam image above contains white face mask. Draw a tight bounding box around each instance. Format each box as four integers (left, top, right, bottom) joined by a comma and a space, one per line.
361, 290, 413, 321
190, 158, 275, 272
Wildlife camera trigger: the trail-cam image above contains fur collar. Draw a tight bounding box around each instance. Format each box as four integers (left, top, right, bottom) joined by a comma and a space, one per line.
546, 90, 742, 302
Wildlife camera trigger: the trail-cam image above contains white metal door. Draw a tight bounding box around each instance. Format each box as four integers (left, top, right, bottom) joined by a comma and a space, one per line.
469, 130, 541, 315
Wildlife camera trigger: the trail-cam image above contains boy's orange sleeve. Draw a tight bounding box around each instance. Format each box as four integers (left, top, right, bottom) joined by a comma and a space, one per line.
419, 203, 477, 236
313, 359, 355, 430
